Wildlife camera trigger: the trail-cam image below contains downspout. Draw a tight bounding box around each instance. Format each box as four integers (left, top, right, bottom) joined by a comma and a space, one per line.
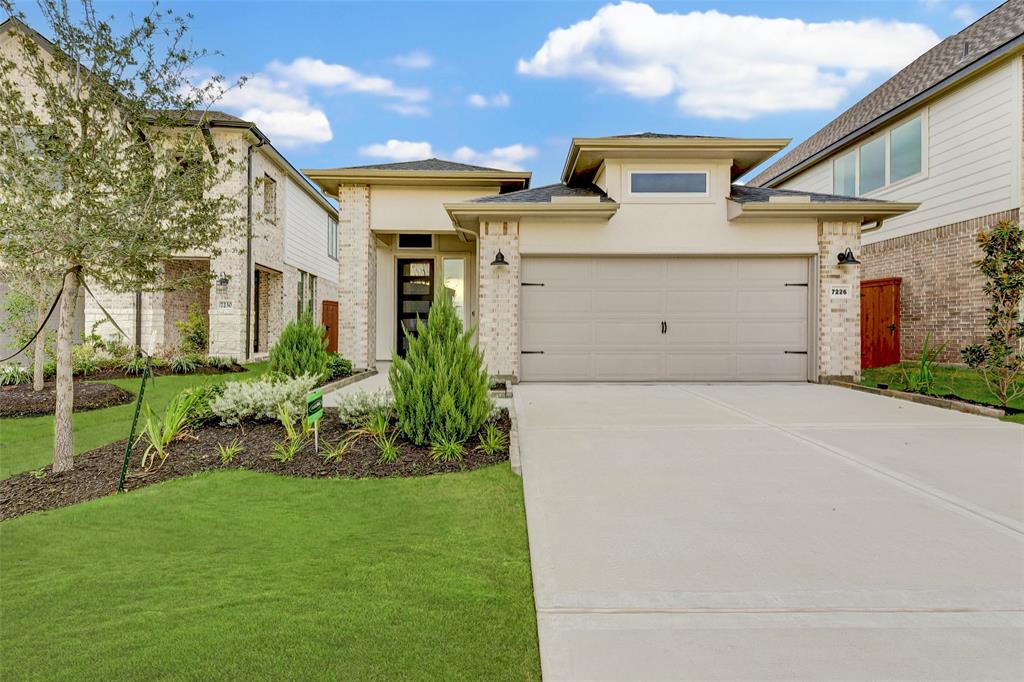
245, 137, 265, 361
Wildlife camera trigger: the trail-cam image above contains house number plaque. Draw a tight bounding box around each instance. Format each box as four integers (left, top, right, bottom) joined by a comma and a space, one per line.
830, 285, 851, 299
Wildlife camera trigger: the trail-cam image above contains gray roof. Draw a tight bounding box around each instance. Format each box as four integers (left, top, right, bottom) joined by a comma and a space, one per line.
730, 185, 879, 204
606, 132, 726, 139
750, 0, 1024, 187
328, 158, 512, 173
469, 183, 614, 204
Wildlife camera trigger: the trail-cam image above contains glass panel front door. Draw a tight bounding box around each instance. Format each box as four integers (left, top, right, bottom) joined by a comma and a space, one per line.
441, 257, 466, 328
397, 259, 434, 356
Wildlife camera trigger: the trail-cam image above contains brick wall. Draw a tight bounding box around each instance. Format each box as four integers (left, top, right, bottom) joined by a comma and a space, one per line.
337, 184, 376, 369
477, 220, 520, 381
818, 220, 862, 381
861, 208, 1019, 362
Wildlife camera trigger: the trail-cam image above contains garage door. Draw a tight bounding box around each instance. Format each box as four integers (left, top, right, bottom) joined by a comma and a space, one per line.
520, 257, 811, 382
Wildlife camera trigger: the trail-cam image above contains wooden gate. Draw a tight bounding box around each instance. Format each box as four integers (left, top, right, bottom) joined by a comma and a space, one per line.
861, 278, 901, 369
322, 300, 339, 354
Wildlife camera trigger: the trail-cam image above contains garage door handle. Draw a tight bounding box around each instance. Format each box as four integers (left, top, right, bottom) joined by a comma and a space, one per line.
784, 350, 808, 355
661, 321, 667, 334
521, 350, 544, 354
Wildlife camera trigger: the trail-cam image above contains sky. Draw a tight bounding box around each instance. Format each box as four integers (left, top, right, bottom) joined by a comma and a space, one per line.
14, 0, 1003, 185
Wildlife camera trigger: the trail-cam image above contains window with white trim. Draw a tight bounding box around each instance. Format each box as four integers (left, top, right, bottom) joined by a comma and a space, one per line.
831, 113, 924, 196
628, 171, 708, 195
327, 216, 338, 260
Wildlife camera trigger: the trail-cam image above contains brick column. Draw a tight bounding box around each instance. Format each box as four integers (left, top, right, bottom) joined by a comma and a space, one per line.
818, 220, 862, 382
337, 184, 376, 369
478, 219, 520, 381
208, 251, 246, 359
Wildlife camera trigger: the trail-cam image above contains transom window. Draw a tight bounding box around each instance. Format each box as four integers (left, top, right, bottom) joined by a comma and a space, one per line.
629, 171, 708, 196
833, 114, 924, 196
397, 233, 433, 249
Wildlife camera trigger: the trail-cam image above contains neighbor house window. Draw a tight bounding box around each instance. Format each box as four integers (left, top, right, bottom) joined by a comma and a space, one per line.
833, 151, 856, 196
296, 270, 317, 319
834, 114, 924, 196
327, 216, 338, 260
397, 233, 433, 249
263, 175, 277, 223
890, 116, 923, 183
629, 171, 707, 195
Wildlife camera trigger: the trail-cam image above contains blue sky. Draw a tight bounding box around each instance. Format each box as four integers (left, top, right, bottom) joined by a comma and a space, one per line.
16, 0, 1002, 184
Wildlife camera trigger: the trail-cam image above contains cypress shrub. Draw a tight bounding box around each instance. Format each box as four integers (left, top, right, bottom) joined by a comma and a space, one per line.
389, 293, 492, 445
269, 314, 329, 381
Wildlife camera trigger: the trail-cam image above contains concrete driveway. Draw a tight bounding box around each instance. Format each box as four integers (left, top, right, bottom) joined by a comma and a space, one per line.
514, 383, 1024, 681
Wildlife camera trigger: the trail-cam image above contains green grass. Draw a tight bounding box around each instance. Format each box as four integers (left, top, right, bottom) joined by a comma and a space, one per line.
0, 363, 270, 479
861, 363, 1024, 424
0, 466, 540, 681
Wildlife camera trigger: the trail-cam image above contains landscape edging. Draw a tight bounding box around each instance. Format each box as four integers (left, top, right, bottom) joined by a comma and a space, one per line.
825, 379, 1006, 419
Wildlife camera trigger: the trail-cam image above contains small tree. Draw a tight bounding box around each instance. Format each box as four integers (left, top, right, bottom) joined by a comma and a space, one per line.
0, 0, 245, 471
389, 293, 491, 446
268, 315, 329, 381
961, 220, 1024, 407
2, 278, 57, 390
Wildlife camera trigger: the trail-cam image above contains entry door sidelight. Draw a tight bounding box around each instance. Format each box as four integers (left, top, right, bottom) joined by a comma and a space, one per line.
397, 259, 434, 357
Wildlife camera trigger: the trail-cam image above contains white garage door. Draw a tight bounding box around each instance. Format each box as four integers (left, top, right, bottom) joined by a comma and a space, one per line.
520, 256, 811, 382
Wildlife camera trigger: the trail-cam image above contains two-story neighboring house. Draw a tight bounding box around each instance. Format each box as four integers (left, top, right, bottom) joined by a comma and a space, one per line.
749, 0, 1024, 366
0, 18, 340, 363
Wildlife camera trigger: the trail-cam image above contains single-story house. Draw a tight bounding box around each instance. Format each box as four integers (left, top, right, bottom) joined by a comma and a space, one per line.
749, 0, 1023, 366
306, 135, 917, 383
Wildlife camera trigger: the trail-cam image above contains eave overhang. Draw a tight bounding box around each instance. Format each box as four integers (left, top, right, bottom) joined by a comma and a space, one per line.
303, 169, 532, 196
727, 199, 920, 228
562, 137, 791, 186
444, 201, 620, 232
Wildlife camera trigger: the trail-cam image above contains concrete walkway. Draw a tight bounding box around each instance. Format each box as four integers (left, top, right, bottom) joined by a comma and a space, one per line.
514, 383, 1024, 681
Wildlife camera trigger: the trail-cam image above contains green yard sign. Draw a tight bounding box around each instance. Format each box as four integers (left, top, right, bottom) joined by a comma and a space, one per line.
307, 390, 324, 426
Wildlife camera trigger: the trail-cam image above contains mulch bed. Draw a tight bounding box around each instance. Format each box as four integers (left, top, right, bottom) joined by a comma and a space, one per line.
79, 363, 246, 381
0, 410, 511, 521
0, 382, 135, 418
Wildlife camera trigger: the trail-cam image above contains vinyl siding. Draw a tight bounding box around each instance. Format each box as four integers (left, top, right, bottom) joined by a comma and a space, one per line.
780, 58, 1022, 244
284, 178, 338, 283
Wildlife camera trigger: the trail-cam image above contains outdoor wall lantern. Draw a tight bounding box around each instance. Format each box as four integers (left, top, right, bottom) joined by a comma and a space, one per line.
490, 250, 508, 267
836, 248, 861, 266
216, 272, 231, 287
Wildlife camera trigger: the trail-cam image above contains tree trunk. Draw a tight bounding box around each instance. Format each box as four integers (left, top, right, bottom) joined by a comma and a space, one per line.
53, 268, 80, 473
33, 302, 46, 391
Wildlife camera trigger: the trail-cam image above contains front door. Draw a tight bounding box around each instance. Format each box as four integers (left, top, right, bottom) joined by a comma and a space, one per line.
322, 300, 338, 353
861, 278, 901, 369
397, 259, 434, 357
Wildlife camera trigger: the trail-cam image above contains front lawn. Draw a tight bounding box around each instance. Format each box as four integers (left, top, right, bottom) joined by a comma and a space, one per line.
1, 466, 540, 680
0, 363, 270, 479
861, 363, 1024, 424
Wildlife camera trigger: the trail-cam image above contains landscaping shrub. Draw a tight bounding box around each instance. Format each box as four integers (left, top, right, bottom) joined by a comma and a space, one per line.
71, 342, 109, 376
217, 438, 244, 464
475, 422, 508, 456
205, 355, 237, 371
961, 219, 1024, 407
336, 389, 393, 427
137, 390, 202, 469
389, 293, 491, 446
210, 373, 317, 425
271, 402, 309, 462
430, 435, 463, 463
43, 359, 56, 380
177, 383, 226, 423
325, 354, 353, 381
900, 333, 946, 395
122, 354, 161, 376
0, 364, 30, 386
269, 315, 329, 381
169, 354, 201, 374
175, 304, 209, 356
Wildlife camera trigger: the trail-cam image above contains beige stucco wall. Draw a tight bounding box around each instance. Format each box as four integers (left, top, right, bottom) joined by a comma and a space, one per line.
370, 185, 502, 233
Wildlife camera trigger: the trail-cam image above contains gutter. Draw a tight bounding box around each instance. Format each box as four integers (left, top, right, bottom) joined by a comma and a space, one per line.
759, 34, 1024, 188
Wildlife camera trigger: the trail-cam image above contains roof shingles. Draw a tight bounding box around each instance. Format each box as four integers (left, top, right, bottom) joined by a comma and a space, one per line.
750, 0, 1024, 187
326, 158, 513, 173
468, 183, 613, 203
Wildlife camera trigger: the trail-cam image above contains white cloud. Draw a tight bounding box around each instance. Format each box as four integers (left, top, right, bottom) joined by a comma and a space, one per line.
393, 50, 433, 69
384, 103, 430, 117
951, 3, 979, 24
452, 144, 537, 171
358, 140, 538, 170
211, 75, 332, 148
467, 91, 511, 108
358, 139, 434, 161
269, 57, 429, 104
517, 2, 940, 119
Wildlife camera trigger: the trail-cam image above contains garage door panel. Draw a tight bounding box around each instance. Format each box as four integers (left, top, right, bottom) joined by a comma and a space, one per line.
736, 321, 808, 347
594, 321, 664, 347
663, 353, 737, 380
522, 321, 594, 347
736, 353, 808, 380
664, 290, 737, 315
520, 257, 810, 382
